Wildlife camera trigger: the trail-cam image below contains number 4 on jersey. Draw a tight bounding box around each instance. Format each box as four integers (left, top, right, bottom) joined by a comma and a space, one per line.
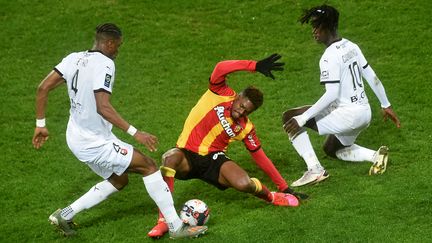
71, 69, 79, 94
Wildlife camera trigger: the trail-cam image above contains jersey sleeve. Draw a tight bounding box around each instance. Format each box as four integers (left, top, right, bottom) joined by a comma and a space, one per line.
355, 44, 369, 69
242, 126, 261, 152
319, 52, 340, 84
93, 60, 115, 94
356, 45, 391, 108
54, 53, 75, 80
209, 60, 256, 96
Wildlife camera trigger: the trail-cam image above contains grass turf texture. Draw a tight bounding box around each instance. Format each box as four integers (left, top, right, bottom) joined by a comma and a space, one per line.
1, 0, 431, 242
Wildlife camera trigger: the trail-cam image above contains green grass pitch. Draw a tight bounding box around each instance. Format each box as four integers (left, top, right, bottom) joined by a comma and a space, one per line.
0, 0, 431, 242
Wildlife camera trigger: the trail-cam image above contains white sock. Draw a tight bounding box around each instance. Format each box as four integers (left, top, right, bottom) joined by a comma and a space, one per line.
335, 144, 375, 163
143, 170, 182, 232
61, 180, 118, 221
291, 131, 323, 172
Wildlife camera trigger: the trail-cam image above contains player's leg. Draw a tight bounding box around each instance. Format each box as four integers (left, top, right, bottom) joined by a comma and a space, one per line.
49, 176, 122, 236
321, 105, 387, 174
49, 141, 132, 236
282, 106, 327, 187
148, 148, 191, 238
282, 105, 317, 131
129, 148, 207, 239
325, 135, 388, 175
323, 134, 347, 158
218, 161, 299, 207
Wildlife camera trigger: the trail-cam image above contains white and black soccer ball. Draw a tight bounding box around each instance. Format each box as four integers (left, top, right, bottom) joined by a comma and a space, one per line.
179, 199, 210, 226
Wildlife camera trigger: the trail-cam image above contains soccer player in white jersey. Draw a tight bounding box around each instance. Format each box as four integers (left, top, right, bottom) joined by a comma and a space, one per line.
32, 23, 207, 238
282, 5, 401, 187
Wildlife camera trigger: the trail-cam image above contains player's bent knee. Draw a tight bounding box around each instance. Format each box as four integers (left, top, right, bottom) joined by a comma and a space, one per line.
282, 106, 311, 124
129, 149, 158, 176
234, 177, 255, 193
162, 148, 183, 167
323, 145, 338, 158
282, 110, 295, 124
323, 135, 345, 158
108, 175, 129, 190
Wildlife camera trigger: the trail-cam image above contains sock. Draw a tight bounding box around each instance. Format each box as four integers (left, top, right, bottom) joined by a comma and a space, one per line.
251, 178, 273, 202
143, 170, 182, 232
157, 166, 176, 221
61, 180, 118, 221
335, 144, 376, 163
291, 131, 323, 172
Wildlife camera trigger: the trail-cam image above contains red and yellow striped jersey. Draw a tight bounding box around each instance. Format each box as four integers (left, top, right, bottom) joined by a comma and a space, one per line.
176, 60, 261, 155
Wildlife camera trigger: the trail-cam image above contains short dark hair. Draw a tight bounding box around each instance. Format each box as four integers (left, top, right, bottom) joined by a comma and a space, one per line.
299, 4, 339, 32
240, 86, 263, 110
95, 23, 122, 41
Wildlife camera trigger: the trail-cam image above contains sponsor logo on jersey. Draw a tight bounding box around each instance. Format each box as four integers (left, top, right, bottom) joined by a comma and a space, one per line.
104, 74, 112, 88
350, 91, 366, 103
214, 106, 235, 137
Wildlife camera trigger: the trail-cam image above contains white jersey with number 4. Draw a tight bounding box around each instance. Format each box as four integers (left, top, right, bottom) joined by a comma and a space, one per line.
55, 50, 116, 145
319, 38, 369, 107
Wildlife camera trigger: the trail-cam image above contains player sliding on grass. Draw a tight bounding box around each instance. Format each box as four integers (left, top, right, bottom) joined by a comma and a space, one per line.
282, 4, 401, 187
32, 23, 207, 239
148, 54, 305, 238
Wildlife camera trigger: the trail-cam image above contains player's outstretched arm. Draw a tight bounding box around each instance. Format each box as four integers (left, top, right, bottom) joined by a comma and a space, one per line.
255, 53, 284, 80
33, 70, 65, 149
361, 65, 401, 128
382, 106, 401, 128
94, 92, 158, 152
250, 148, 288, 191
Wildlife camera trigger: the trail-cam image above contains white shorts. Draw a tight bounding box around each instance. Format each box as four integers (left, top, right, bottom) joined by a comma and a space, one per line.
66, 131, 133, 179
315, 104, 371, 146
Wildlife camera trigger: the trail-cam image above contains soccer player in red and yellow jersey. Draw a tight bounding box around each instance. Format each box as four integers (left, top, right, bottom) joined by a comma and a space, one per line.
148, 54, 305, 238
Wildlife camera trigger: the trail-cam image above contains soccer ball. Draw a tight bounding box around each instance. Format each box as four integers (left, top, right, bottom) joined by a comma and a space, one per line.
179, 199, 210, 226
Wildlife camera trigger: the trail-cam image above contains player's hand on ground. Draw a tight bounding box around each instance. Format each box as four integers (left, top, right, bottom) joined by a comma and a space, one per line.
32, 127, 49, 149
134, 131, 158, 152
283, 117, 301, 137
255, 53, 284, 80
382, 106, 401, 128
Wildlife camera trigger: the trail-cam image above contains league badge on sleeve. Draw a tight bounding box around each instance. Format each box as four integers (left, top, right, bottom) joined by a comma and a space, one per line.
104, 74, 112, 88
320, 70, 329, 80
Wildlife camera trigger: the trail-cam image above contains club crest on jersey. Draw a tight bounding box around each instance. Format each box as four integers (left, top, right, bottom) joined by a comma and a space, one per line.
104, 74, 112, 88
214, 106, 235, 137
234, 125, 242, 133
113, 142, 128, 156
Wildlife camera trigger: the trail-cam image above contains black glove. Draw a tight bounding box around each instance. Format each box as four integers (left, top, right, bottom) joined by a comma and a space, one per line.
255, 53, 284, 79
282, 187, 309, 200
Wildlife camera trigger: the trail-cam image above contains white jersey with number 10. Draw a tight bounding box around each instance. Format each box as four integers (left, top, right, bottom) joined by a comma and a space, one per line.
319, 38, 369, 107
